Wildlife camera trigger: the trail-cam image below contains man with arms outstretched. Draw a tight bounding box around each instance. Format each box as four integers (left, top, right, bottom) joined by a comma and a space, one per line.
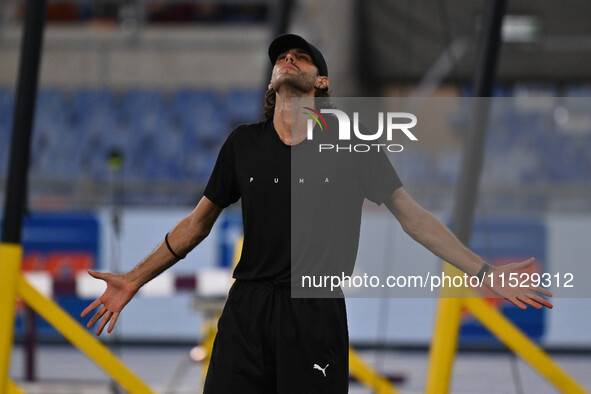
82, 34, 552, 393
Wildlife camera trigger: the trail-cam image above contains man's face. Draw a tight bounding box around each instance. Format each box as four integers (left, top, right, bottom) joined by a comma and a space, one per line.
270, 48, 321, 93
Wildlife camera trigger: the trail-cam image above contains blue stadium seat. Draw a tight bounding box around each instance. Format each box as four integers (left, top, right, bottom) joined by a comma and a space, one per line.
224, 88, 263, 125
122, 89, 166, 112
173, 89, 219, 119
71, 89, 118, 127
190, 112, 228, 146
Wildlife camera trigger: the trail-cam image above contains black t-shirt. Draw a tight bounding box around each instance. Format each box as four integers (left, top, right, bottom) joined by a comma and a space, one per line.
204, 118, 402, 284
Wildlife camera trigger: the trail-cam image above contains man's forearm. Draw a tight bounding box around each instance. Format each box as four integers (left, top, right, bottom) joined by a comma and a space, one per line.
123, 215, 195, 290
405, 209, 486, 277
123, 200, 217, 290
123, 241, 180, 291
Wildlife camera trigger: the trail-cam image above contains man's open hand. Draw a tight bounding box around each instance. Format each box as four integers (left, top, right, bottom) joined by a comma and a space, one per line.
483, 258, 553, 310
80, 270, 138, 335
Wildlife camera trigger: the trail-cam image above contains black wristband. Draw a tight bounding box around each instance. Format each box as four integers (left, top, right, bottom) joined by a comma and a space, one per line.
476, 262, 492, 281
165, 232, 184, 260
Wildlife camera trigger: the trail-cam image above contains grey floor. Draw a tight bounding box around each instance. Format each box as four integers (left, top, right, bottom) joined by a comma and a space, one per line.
9, 345, 591, 393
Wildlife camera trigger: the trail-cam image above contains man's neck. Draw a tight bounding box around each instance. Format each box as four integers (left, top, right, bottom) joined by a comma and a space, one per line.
273, 88, 314, 146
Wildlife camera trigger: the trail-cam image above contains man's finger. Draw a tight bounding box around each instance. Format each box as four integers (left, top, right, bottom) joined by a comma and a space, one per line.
88, 270, 107, 280
518, 257, 536, 268
96, 311, 113, 336
108, 312, 120, 334
529, 294, 553, 309
508, 297, 527, 310
518, 296, 542, 310
87, 306, 107, 328
81, 298, 102, 318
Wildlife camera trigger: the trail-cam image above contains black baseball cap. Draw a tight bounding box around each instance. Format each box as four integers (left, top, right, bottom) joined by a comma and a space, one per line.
268, 34, 328, 77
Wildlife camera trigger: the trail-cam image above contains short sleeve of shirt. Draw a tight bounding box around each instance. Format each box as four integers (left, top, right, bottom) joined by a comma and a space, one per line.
203, 129, 241, 208
358, 149, 403, 205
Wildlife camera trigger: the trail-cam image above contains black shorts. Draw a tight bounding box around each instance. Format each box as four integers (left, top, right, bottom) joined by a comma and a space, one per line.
203, 279, 349, 394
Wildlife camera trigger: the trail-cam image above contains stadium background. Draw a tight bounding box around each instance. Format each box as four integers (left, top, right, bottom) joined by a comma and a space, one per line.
1, 0, 590, 392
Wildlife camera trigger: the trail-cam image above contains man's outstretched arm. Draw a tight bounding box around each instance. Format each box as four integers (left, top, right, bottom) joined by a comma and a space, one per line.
385, 187, 553, 310
81, 196, 223, 335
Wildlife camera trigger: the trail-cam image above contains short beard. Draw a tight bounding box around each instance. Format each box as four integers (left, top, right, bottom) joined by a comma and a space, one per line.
273, 72, 317, 94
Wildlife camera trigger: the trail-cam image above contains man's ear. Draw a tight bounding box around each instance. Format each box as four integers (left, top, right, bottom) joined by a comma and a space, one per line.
315, 76, 329, 90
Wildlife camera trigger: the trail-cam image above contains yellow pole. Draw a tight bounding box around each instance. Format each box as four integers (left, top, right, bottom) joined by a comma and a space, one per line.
425, 264, 466, 394
349, 348, 399, 394
425, 297, 463, 393
17, 274, 154, 394
0, 243, 22, 394
464, 297, 588, 394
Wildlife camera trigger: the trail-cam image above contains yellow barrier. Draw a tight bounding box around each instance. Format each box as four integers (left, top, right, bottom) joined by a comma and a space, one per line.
0, 243, 22, 394
17, 275, 154, 394
426, 263, 588, 394
349, 348, 399, 394
7, 381, 25, 394
1, 241, 153, 393
464, 297, 588, 393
